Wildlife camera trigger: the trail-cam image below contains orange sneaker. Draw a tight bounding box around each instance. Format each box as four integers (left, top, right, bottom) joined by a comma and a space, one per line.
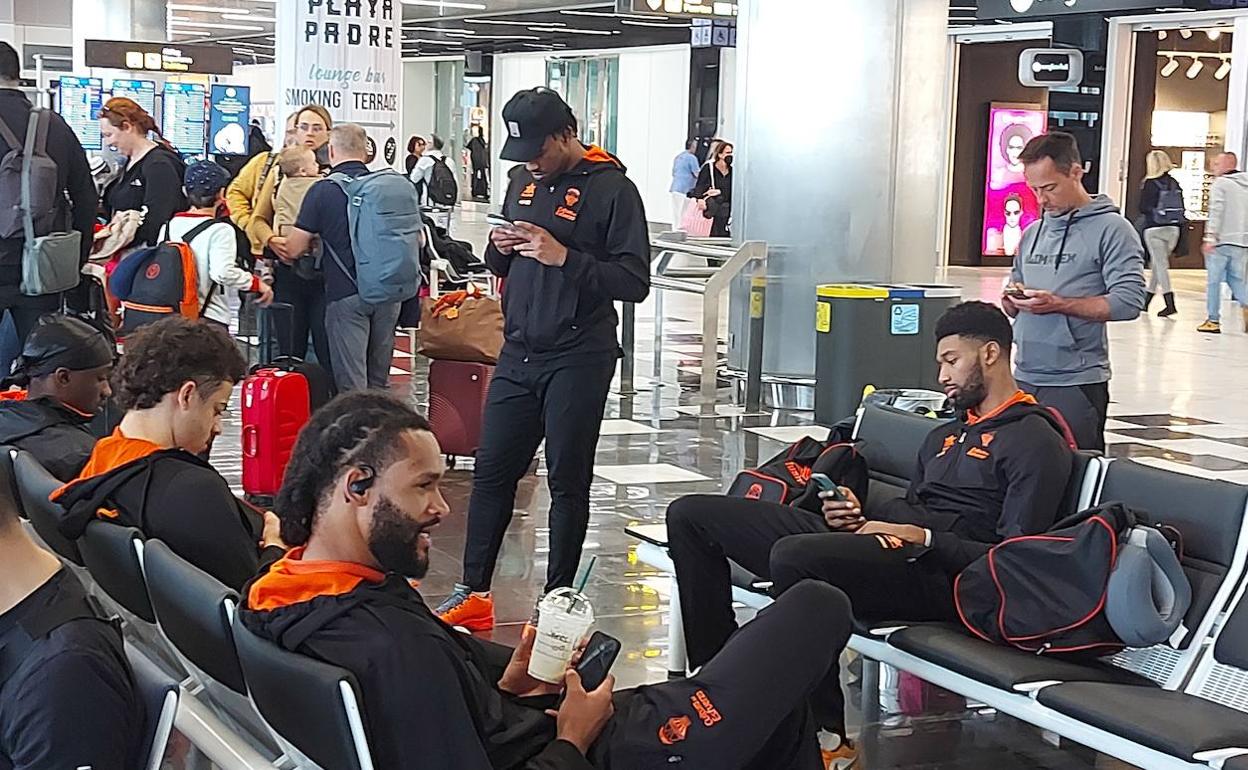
436, 586, 495, 631
822, 740, 859, 769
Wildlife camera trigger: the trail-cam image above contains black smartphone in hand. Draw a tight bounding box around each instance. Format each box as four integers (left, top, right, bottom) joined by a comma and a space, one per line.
811, 473, 846, 502
576, 631, 621, 692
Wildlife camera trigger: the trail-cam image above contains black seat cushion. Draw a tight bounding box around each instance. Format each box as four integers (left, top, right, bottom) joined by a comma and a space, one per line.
1037, 682, 1248, 759
889, 624, 1157, 690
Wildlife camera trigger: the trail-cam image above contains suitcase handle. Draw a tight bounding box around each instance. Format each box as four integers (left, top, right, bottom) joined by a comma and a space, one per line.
242, 425, 258, 458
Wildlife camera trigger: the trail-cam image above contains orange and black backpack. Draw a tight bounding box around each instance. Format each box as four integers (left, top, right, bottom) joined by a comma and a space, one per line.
108, 219, 218, 335
727, 434, 869, 515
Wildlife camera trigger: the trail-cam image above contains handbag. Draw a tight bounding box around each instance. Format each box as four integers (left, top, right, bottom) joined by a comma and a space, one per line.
417, 284, 504, 364
681, 197, 713, 237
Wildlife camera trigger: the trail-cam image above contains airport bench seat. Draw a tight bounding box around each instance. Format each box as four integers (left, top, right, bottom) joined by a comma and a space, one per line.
1036, 682, 1248, 761
887, 624, 1157, 691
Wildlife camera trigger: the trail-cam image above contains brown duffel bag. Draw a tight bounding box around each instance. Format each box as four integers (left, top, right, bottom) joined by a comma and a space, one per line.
417, 286, 504, 364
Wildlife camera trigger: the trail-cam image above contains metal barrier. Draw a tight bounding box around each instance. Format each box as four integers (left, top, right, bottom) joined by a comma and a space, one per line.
621, 233, 768, 413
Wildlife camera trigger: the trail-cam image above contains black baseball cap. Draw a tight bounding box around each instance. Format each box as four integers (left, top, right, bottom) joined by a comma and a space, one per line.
500, 87, 577, 162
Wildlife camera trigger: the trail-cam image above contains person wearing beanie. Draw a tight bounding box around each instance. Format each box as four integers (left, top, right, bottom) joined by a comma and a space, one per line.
0, 316, 114, 480
165, 160, 273, 330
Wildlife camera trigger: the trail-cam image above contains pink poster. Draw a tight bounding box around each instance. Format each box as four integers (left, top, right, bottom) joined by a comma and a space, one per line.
982, 105, 1046, 258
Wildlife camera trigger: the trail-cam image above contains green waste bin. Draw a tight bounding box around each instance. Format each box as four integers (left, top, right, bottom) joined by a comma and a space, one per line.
813, 284, 957, 424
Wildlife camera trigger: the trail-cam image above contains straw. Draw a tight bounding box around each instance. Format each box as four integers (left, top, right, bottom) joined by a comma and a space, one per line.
575, 556, 597, 595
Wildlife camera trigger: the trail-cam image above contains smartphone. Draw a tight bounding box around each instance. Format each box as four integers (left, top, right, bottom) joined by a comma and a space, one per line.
811, 473, 846, 502
486, 213, 514, 228
1006, 286, 1029, 299
575, 631, 621, 691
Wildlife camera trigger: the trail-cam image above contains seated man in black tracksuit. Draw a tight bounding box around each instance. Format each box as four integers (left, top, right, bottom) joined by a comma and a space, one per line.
0, 315, 114, 481
53, 317, 285, 590
666, 301, 1074, 766
243, 391, 853, 770
0, 446, 142, 770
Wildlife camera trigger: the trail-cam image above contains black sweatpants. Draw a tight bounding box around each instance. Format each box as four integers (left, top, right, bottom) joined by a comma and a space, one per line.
666, 494, 828, 669
271, 263, 332, 372
1020, 380, 1109, 452
594, 581, 851, 770
769, 533, 957, 736
462, 355, 616, 593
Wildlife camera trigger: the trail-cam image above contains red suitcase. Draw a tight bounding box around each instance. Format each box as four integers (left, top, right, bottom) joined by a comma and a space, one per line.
242, 368, 310, 501
428, 359, 493, 459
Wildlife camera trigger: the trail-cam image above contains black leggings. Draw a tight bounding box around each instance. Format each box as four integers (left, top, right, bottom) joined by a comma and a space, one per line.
270, 263, 332, 371
595, 581, 851, 770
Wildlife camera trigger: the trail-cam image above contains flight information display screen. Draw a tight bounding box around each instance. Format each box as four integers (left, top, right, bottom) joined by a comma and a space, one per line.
110, 79, 156, 114
58, 75, 103, 151
162, 82, 207, 156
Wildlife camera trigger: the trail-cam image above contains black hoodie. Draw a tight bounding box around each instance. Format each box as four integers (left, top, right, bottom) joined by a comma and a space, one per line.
487, 145, 651, 366
872, 391, 1075, 572
102, 145, 188, 248
0, 397, 96, 482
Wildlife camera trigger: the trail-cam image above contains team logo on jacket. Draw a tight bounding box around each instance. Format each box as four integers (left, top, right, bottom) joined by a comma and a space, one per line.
981, 432, 995, 447
746, 483, 763, 499
691, 690, 722, 727
967, 447, 991, 460
519, 183, 536, 206
659, 715, 692, 745
938, 434, 957, 457
565, 187, 581, 208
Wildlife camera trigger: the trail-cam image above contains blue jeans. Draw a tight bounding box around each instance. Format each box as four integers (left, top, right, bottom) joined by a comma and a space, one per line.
1206, 244, 1248, 321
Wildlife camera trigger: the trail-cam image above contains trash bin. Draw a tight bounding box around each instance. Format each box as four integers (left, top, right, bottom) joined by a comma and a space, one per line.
905, 284, 963, 389
813, 284, 963, 424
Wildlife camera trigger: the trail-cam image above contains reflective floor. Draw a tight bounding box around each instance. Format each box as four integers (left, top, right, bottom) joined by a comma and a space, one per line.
212, 213, 1238, 767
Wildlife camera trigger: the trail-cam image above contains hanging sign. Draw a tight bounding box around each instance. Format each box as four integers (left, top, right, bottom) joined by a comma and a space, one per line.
276, 0, 401, 168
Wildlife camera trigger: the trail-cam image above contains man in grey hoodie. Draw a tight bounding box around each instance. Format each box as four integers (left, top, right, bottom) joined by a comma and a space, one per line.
1198, 152, 1248, 334
1003, 132, 1146, 452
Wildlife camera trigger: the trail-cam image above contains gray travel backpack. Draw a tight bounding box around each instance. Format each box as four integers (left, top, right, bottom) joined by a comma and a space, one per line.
327, 169, 422, 305
0, 108, 80, 296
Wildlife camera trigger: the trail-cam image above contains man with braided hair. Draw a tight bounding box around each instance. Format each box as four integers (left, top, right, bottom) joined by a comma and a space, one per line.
53, 317, 285, 589
242, 391, 857, 770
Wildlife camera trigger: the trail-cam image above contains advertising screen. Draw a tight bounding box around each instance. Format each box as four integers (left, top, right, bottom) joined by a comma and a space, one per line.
163, 82, 207, 156
209, 84, 250, 156
982, 104, 1046, 258
110, 79, 156, 114
57, 76, 103, 151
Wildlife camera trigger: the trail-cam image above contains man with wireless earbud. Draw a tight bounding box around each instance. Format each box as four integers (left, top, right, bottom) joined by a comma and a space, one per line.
242, 391, 858, 770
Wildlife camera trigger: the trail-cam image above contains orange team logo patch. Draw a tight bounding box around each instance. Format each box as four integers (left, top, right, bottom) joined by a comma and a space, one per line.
691, 690, 723, 728
521, 183, 536, 198
745, 483, 764, 500
981, 432, 995, 447
875, 534, 905, 550
938, 434, 957, 457
785, 462, 812, 485
555, 206, 578, 221
659, 715, 692, 745
564, 187, 581, 208
967, 447, 991, 460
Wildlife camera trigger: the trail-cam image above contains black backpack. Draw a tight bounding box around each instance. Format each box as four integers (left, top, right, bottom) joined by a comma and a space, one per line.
109, 219, 219, 335
727, 435, 869, 515
427, 155, 458, 206
955, 502, 1190, 658
1152, 176, 1186, 226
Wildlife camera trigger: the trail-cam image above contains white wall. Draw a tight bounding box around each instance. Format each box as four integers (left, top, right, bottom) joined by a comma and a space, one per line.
402, 59, 439, 153
491, 44, 690, 222
718, 46, 736, 142
616, 45, 690, 223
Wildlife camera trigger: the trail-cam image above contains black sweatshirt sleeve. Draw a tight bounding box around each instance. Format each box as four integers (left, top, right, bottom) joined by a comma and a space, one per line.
930, 420, 1073, 572
2, 649, 137, 770
362, 634, 593, 770
134, 155, 186, 246
144, 465, 263, 591
1138, 178, 1159, 222
560, 176, 651, 303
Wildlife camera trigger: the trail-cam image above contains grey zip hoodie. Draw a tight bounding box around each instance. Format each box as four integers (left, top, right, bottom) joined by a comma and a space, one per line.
1207, 170, 1248, 247
1010, 194, 1146, 387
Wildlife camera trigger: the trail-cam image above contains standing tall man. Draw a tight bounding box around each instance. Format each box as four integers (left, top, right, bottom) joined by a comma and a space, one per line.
0, 42, 96, 365
438, 87, 650, 631
1003, 131, 1145, 452
1198, 151, 1248, 334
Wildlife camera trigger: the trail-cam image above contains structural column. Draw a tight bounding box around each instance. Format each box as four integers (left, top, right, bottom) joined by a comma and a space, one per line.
730, 0, 949, 379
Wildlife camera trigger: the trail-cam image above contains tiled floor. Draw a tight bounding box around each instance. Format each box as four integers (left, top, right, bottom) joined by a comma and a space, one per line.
212, 214, 1248, 768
